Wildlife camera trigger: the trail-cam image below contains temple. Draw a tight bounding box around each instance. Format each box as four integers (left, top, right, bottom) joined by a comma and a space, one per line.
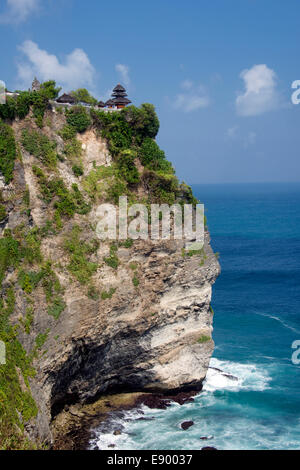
31, 77, 41, 92
106, 84, 131, 109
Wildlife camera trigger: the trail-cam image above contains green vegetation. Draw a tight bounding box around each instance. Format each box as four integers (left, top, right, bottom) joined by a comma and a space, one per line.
0, 287, 38, 449
197, 335, 211, 344
0, 81, 61, 127
63, 137, 82, 161
129, 262, 138, 270
32, 166, 90, 217
58, 124, 76, 141
142, 170, 179, 204
47, 298, 66, 320
139, 137, 173, 173
70, 88, 97, 106
0, 204, 7, 221
116, 149, 140, 185
0, 119, 17, 184
132, 274, 139, 287
72, 164, 84, 177
66, 106, 91, 133
101, 287, 116, 300
103, 243, 119, 269
119, 238, 134, 248
22, 129, 57, 169
87, 286, 100, 300
64, 225, 99, 284
35, 330, 50, 350
21, 306, 34, 335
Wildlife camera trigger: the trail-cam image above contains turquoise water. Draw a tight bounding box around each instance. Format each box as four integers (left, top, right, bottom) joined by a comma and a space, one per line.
90, 183, 300, 450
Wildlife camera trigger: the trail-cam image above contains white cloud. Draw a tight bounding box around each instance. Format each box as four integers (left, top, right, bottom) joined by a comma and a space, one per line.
115, 64, 130, 87
0, 0, 40, 24
174, 80, 210, 112
16, 40, 96, 92
236, 64, 280, 116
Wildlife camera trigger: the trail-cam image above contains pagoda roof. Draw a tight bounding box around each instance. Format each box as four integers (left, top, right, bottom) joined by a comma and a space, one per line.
105, 99, 115, 106
113, 83, 126, 92
56, 93, 76, 104
98, 100, 106, 107
111, 97, 131, 105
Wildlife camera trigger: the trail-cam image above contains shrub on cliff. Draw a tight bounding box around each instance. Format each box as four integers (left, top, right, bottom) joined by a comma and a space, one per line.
66, 106, 91, 133
116, 149, 140, 185
22, 129, 57, 169
122, 103, 160, 142
0, 119, 17, 184
139, 137, 174, 174
0, 81, 61, 127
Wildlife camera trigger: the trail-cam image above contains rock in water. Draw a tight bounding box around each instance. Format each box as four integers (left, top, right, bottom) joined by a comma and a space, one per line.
181, 421, 194, 430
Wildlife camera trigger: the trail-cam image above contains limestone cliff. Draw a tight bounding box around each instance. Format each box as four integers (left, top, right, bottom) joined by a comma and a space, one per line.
0, 101, 220, 448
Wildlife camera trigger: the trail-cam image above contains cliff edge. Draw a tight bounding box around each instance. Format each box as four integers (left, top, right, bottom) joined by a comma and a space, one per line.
0, 88, 220, 448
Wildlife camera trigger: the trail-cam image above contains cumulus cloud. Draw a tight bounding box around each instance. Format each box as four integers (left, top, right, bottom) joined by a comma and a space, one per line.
0, 0, 40, 24
16, 40, 96, 91
236, 64, 280, 116
174, 80, 210, 112
115, 64, 130, 87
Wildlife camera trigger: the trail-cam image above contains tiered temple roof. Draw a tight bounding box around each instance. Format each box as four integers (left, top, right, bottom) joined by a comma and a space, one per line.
109, 84, 131, 108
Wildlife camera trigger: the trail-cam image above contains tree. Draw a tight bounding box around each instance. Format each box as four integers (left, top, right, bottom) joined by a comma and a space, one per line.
40, 81, 61, 100
70, 88, 98, 106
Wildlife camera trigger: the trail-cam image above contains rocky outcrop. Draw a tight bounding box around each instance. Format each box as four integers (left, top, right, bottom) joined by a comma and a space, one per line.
1, 106, 220, 446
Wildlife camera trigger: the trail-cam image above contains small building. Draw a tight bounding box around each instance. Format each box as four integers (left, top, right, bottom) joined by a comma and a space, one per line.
32, 77, 41, 92
98, 100, 106, 108
56, 93, 76, 104
105, 99, 115, 109
110, 84, 132, 109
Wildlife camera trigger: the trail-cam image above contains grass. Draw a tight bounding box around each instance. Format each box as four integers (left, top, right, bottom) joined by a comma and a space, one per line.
132, 275, 139, 287
22, 129, 57, 169
103, 243, 119, 269
0, 119, 17, 184
32, 166, 90, 218
64, 225, 99, 284
101, 288, 116, 300
47, 297, 66, 320
197, 335, 211, 344
0, 287, 38, 447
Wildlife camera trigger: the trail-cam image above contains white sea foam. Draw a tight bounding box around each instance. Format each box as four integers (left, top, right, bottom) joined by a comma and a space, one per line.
89, 358, 274, 450
203, 357, 272, 392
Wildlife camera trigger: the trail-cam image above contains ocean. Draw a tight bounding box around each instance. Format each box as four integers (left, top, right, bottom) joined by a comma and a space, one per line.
90, 182, 300, 450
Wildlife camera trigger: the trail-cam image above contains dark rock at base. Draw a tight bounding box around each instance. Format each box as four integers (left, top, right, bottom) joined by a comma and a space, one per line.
181, 421, 194, 430
108, 444, 115, 448
201, 446, 217, 450
135, 390, 198, 410
113, 430, 122, 436
135, 394, 172, 410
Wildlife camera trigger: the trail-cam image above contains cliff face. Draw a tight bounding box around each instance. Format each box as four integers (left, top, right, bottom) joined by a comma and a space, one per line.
0, 104, 220, 447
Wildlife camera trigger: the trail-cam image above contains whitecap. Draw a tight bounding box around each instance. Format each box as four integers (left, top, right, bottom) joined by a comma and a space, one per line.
203, 357, 272, 392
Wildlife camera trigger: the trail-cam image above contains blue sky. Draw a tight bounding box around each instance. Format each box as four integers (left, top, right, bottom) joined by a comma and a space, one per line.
1, 0, 300, 184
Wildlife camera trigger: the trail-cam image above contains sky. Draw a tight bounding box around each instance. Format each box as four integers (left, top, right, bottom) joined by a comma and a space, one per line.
0, 0, 300, 184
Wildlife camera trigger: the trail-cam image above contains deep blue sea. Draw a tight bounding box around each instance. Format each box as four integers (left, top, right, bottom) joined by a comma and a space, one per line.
91, 183, 300, 450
